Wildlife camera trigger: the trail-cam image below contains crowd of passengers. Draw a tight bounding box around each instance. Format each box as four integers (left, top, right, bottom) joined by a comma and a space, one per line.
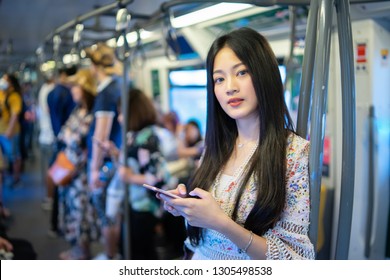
0, 43, 203, 260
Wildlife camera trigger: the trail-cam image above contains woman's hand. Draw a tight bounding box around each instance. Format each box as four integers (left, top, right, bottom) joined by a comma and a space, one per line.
93, 138, 119, 159
118, 166, 133, 183
88, 170, 105, 190
158, 184, 187, 216
118, 166, 157, 186
102, 140, 120, 159
0, 237, 13, 252
144, 173, 158, 186
160, 186, 229, 231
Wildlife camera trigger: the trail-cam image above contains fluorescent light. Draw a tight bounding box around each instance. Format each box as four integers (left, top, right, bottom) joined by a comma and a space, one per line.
106, 38, 117, 48
126, 30, 152, 45
107, 29, 153, 47
63, 53, 79, 65
171, 3, 253, 28
40, 60, 56, 72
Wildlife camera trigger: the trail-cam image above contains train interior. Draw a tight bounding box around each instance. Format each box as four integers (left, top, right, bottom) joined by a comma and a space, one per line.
0, 0, 389, 260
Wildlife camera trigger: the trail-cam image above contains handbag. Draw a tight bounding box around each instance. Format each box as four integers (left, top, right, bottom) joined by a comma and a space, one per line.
48, 151, 76, 186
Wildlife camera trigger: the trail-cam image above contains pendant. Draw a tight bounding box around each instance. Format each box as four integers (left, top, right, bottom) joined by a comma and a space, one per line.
226, 181, 236, 192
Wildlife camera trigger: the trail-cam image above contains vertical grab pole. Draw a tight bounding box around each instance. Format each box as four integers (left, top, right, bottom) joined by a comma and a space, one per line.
115, 7, 131, 260
72, 23, 84, 63
53, 34, 61, 75
334, 0, 356, 260
308, 0, 333, 254
365, 106, 375, 259
283, 6, 297, 92
296, 0, 319, 139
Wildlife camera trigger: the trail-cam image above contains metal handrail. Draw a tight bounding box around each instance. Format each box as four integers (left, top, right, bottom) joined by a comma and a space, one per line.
364, 106, 375, 258
115, 7, 132, 260
44, 0, 134, 42
307, 0, 333, 255
42, 0, 389, 42
296, 0, 318, 139
334, 0, 356, 260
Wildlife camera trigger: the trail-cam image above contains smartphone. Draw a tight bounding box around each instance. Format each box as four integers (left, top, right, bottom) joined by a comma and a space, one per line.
142, 184, 182, 199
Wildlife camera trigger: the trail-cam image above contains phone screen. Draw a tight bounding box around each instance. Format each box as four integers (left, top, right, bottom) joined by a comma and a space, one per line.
142, 184, 182, 199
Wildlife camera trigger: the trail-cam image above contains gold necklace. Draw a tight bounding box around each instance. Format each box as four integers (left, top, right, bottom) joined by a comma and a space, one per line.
237, 139, 258, 149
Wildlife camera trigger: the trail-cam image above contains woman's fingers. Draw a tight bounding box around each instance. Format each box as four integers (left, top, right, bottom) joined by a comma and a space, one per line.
163, 201, 181, 217
178, 184, 187, 196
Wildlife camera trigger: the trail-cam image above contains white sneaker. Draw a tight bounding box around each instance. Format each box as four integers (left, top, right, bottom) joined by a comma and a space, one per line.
93, 252, 121, 260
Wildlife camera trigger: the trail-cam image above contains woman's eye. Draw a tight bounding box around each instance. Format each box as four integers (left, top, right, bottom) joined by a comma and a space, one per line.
237, 69, 248, 76
214, 77, 224, 84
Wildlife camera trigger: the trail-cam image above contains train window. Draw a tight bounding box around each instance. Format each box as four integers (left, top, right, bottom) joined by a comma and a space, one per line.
278, 65, 287, 84
169, 69, 207, 135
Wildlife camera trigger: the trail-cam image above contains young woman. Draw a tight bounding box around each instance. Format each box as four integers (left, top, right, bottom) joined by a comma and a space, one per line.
101, 88, 171, 260
0, 73, 23, 186
85, 43, 122, 260
55, 68, 99, 260
160, 27, 315, 260
177, 120, 204, 161
173, 119, 204, 184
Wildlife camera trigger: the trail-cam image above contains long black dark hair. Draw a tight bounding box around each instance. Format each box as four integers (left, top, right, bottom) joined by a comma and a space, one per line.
187, 27, 294, 246
126, 88, 157, 132
5, 73, 21, 93
3, 73, 22, 113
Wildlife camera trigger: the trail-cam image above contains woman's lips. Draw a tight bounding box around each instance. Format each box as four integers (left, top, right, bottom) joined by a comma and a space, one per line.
228, 98, 243, 107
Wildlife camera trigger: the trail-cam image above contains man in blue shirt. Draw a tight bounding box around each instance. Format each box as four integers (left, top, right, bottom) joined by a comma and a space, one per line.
47, 66, 77, 138
46, 65, 77, 237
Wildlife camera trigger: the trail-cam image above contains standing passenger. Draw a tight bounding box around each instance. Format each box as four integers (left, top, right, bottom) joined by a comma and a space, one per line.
0, 147, 9, 218
161, 27, 315, 260
56, 69, 99, 260
85, 43, 122, 260
37, 73, 56, 210
104, 88, 171, 259
0, 73, 23, 187
47, 66, 77, 139
46, 65, 77, 237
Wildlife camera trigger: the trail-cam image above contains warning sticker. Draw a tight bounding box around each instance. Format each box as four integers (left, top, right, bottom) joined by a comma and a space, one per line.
356, 43, 367, 63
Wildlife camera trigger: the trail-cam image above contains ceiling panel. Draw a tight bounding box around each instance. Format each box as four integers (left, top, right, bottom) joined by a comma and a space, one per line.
0, 0, 167, 71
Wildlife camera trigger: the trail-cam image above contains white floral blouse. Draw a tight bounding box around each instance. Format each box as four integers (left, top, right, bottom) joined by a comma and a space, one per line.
186, 133, 315, 260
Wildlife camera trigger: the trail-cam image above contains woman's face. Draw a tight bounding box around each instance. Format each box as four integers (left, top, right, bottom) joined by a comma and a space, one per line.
0, 75, 10, 91
185, 123, 200, 145
212, 47, 258, 122
70, 84, 83, 103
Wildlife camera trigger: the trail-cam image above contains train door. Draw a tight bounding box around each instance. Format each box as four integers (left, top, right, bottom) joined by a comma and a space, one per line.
328, 18, 390, 260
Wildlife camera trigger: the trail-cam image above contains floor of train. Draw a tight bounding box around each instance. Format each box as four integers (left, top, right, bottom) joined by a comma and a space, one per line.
2, 144, 182, 260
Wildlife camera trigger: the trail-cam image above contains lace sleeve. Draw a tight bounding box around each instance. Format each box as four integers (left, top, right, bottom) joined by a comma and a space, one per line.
264, 136, 315, 260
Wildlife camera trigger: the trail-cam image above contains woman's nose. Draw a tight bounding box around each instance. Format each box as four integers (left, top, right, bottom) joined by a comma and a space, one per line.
226, 77, 238, 95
